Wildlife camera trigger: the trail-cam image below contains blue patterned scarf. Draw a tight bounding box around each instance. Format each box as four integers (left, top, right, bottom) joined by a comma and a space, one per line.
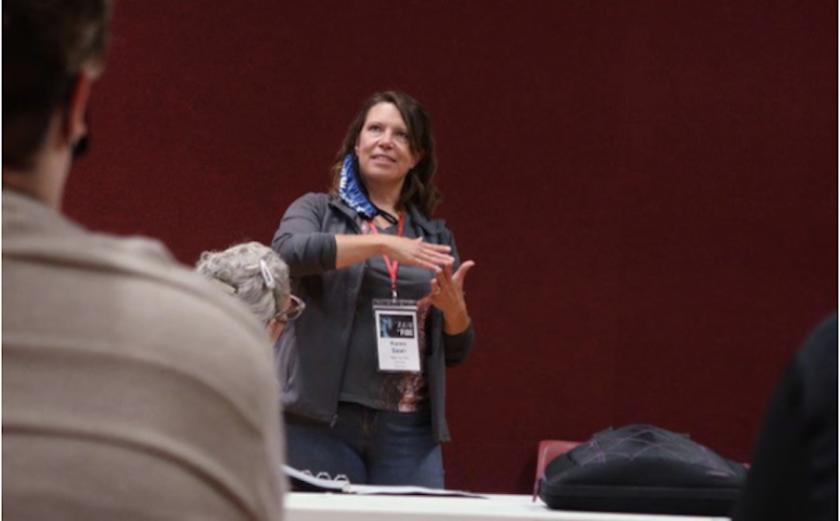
338, 153, 379, 220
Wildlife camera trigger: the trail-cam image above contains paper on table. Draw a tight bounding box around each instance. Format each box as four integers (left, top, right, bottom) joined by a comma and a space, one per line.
284, 465, 487, 498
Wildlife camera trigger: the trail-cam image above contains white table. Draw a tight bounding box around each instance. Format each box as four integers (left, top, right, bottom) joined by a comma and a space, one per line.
285, 492, 731, 521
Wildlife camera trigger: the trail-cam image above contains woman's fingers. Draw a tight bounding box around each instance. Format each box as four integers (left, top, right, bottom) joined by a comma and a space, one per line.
452, 260, 475, 286
421, 260, 445, 272
434, 266, 447, 289
420, 258, 475, 314
437, 262, 454, 290
425, 252, 455, 267
417, 241, 453, 259
413, 241, 453, 268
386, 237, 458, 272
415, 238, 452, 253
429, 279, 446, 306
411, 252, 447, 272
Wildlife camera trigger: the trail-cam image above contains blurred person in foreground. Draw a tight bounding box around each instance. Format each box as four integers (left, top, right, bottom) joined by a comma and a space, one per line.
732, 315, 837, 521
2, 1, 284, 519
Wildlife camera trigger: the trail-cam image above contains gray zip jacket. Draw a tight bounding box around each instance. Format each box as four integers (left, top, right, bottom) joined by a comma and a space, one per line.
271, 192, 475, 442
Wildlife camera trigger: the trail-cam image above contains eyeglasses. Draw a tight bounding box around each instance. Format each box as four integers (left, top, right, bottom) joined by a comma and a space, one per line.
274, 294, 305, 324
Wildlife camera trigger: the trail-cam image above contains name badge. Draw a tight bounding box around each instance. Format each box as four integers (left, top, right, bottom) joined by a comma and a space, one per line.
372, 299, 421, 373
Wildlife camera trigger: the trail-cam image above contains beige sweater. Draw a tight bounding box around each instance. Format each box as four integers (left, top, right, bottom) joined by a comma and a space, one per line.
2, 191, 285, 520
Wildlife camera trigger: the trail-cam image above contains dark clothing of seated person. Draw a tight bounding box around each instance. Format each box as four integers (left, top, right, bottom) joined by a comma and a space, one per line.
732, 315, 837, 521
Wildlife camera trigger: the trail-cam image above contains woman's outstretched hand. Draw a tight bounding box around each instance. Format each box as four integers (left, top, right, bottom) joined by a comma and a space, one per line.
425, 260, 475, 334
382, 236, 455, 272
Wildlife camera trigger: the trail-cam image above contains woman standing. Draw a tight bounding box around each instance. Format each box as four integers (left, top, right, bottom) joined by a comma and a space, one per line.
272, 91, 475, 488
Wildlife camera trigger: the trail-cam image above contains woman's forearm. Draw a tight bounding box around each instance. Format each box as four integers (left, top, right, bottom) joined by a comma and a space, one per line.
334, 234, 385, 269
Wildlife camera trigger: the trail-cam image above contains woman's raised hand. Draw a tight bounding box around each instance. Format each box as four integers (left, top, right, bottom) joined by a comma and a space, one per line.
428, 260, 474, 315
423, 260, 475, 334
382, 236, 455, 271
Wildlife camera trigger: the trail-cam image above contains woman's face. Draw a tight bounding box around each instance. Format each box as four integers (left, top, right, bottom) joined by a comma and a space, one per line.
355, 102, 419, 188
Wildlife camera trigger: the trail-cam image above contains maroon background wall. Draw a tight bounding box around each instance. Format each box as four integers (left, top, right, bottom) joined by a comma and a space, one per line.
66, 1, 837, 493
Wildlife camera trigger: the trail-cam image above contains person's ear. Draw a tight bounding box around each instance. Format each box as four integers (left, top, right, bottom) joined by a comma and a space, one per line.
61, 72, 96, 147
266, 318, 285, 343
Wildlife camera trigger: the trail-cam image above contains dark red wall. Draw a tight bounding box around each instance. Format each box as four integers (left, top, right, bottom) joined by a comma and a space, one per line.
66, 1, 837, 493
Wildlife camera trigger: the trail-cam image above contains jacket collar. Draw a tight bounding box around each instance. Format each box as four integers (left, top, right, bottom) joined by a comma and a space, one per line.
328, 195, 362, 231
328, 194, 445, 235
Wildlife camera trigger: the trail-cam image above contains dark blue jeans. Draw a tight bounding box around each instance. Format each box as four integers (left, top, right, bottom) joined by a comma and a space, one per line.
285, 402, 444, 488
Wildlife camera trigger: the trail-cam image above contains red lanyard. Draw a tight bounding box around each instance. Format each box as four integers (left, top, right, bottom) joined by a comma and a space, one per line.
367, 212, 404, 299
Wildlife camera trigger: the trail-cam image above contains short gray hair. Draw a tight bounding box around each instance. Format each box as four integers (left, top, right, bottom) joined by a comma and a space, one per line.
196, 241, 290, 324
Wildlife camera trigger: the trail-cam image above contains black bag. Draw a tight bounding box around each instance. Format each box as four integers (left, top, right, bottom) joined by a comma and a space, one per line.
538, 424, 747, 516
